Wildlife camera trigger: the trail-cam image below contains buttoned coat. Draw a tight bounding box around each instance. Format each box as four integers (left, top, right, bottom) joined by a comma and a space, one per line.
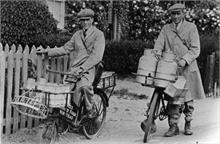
48, 26, 105, 86
154, 20, 205, 101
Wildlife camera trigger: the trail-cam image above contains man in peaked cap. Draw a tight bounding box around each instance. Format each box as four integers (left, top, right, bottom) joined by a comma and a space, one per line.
141, 3, 205, 137
168, 3, 185, 11
37, 8, 105, 119
78, 8, 95, 19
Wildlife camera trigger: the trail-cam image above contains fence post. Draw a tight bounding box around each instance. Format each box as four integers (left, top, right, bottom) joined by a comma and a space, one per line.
210, 52, 215, 96
5, 51, 14, 135
42, 46, 50, 81
12, 45, 22, 133
204, 52, 216, 96
36, 46, 43, 81
21, 45, 29, 128
0, 46, 6, 143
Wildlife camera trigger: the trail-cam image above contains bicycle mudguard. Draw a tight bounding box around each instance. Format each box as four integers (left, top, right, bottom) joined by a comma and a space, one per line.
94, 88, 109, 107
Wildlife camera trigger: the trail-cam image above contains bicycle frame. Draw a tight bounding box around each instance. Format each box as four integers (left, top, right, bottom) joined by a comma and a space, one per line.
134, 73, 177, 143
145, 87, 168, 122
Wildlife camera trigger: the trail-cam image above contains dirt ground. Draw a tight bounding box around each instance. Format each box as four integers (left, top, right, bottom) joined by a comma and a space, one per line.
2, 77, 220, 144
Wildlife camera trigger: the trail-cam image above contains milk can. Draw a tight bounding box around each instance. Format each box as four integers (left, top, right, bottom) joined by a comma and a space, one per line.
136, 49, 158, 85
154, 51, 178, 88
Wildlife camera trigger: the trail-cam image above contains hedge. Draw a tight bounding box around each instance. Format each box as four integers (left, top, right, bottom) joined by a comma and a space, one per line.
33, 31, 72, 48
103, 40, 153, 75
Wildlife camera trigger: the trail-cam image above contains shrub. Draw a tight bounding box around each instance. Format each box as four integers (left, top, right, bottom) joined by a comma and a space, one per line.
0, 0, 58, 47
103, 40, 153, 75
33, 31, 72, 48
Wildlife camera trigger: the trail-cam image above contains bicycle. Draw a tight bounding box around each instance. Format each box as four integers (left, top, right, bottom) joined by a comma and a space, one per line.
11, 55, 117, 144
133, 73, 187, 143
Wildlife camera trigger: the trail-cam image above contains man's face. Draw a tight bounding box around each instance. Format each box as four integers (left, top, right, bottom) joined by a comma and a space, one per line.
79, 17, 93, 30
171, 10, 184, 24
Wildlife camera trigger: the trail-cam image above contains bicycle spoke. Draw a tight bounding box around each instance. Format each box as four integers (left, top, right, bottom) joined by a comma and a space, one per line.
98, 101, 102, 111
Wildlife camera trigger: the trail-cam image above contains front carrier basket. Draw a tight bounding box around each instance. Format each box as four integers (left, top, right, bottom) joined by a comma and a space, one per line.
11, 90, 49, 119
11, 78, 73, 119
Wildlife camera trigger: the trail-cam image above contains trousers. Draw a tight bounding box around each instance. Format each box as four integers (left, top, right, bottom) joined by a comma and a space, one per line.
167, 100, 194, 125
70, 68, 95, 110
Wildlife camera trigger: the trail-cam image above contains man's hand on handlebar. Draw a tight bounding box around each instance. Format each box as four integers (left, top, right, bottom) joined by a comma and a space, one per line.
36, 47, 48, 55
63, 67, 86, 83
72, 67, 84, 76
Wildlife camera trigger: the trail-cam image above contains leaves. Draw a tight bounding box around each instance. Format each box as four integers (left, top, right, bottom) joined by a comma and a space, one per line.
0, 1, 58, 46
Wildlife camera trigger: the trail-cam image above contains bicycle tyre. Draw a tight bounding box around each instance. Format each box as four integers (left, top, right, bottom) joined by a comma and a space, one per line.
82, 90, 107, 139
38, 121, 58, 144
143, 91, 159, 143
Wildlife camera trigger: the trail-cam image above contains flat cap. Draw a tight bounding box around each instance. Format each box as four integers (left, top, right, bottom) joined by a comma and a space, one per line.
168, 3, 185, 11
77, 8, 95, 19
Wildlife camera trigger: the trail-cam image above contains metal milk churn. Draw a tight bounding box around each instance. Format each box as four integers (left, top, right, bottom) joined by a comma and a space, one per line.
136, 49, 158, 85
154, 51, 178, 88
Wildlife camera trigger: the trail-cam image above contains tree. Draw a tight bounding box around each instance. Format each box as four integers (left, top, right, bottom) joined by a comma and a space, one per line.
0, 0, 58, 46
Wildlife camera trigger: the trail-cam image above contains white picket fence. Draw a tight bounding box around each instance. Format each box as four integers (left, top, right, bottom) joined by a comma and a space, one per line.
0, 43, 70, 137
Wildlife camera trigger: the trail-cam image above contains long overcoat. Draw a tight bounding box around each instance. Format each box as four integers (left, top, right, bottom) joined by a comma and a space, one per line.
47, 26, 105, 105
154, 20, 205, 101
48, 25, 105, 83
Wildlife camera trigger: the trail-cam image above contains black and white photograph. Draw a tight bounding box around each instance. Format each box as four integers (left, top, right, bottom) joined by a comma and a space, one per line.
0, 0, 219, 144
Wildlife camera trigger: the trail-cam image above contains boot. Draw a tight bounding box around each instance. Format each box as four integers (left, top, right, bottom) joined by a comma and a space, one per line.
164, 115, 180, 137
164, 124, 179, 137
184, 121, 193, 135
184, 109, 193, 135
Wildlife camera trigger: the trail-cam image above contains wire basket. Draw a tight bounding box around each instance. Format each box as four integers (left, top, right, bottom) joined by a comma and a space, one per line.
11, 90, 49, 119
97, 72, 116, 89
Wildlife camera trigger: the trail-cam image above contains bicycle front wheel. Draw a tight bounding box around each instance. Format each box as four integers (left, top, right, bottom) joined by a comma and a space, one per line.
143, 90, 159, 143
82, 90, 107, 139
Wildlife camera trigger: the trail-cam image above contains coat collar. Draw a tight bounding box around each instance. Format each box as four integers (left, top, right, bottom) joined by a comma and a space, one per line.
80, 26, 95, 41
170, 19, 186, 33
178, 20, 187, 33
173, 20, 183, 31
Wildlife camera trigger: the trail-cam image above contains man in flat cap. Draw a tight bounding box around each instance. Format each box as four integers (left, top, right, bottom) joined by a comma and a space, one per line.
37, 8, 105, 118
141, 3, 205, 137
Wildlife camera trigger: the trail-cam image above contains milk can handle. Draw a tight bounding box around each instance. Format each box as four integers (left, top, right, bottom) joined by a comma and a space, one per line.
162, 53, 178, 63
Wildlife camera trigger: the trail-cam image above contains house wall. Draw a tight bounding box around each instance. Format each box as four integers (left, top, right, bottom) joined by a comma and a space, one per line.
46, 0, 65, 29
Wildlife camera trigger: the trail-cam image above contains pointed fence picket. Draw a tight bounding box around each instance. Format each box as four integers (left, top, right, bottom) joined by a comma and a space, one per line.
5, 51, 14, 135
0, 48, 6, 140
13, 46, 22, 133
0, 43, 71, 137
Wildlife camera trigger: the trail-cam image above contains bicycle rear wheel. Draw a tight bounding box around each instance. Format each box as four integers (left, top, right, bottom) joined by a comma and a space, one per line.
82, 90, 107, 139
143, 90, 159, 143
